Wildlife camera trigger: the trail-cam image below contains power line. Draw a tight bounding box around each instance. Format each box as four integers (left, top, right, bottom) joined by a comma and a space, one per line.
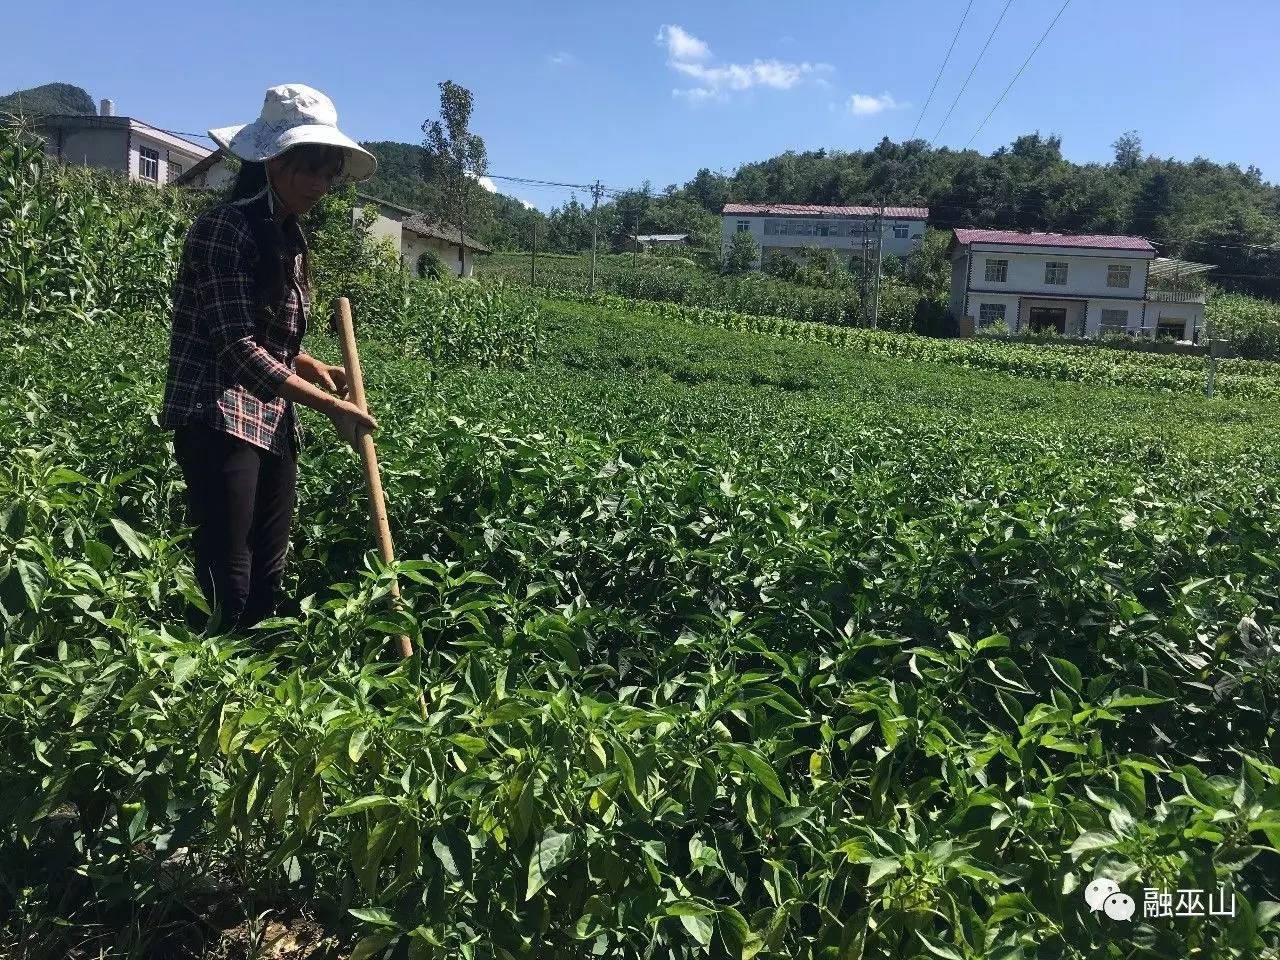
965, 0, 1072, 149
930, 0, 1015, 146
911, 0, 975, 141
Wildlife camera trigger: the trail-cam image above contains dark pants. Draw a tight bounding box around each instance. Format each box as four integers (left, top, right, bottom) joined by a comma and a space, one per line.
173, 422, 297, 635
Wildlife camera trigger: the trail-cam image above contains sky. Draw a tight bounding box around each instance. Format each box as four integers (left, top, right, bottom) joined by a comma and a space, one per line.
6, 0, 1278, 211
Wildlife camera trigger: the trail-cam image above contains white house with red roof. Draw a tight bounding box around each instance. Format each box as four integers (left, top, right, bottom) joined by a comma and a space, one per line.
948, 229, 1208, 341
722, 203, 928, 269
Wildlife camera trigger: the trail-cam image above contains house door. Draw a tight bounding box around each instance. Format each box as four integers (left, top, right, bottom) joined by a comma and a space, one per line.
1156, 318, 1186, 340
1028, 307, 1067, 334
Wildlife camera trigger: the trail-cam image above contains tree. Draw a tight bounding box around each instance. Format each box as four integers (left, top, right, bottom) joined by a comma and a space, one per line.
724, 231, 759, 273
1112, 130, 1143, 170
612, 183, 652, 244
421, 80, 489, 273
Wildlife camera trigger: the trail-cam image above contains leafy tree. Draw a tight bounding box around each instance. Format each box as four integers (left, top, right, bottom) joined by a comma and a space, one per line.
1112, 130, 1143, 170
724, 231, 759, 273
420, 80, 489, 270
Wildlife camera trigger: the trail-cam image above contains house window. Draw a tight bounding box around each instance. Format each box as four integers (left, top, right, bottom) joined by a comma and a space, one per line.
1100, 308, 1128, 335
984, 259, 1008, 283
736, 220, 750, 233
1157, 318, 1186, 340
893, 224, 908, 239
1106, 264, 1132, 288
138, 146, 159, 181
167, 160, 183, 181
816, 222, 829, 237
764, 220, 777, 235
978, 303, 1007, 328
1044, 261, 1069, 285
778, 221, 792, 235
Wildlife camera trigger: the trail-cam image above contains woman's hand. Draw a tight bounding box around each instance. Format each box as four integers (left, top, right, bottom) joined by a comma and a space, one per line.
297, 353, 349, 398
325, 398, 378, 449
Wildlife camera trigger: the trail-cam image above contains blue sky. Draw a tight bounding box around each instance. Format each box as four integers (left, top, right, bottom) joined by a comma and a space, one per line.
7, 1, 1278, 211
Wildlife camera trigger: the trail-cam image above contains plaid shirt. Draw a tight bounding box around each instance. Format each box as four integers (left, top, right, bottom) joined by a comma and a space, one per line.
160, 202, 309, 456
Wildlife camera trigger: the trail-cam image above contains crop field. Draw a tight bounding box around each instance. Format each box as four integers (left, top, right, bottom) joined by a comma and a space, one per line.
2, 130, 1280, 959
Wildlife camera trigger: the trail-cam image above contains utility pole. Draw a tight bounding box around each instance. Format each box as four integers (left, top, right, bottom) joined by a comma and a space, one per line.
529, 215, 537, 285
588, 180, 603, 297
871, 201, 885, 330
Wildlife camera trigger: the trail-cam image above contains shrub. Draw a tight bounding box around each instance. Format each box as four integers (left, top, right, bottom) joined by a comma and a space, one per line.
416, 247, 450, 281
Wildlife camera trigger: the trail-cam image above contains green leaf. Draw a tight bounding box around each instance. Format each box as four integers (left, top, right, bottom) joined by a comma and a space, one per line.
974, 633, 1010, 652
1067, 829, 1118, 856
448, 733, 488, 755
348, 728, 371, 763
15, 558, 46, 610
330, 795, 393, 817
866, 857, 901, 885
526, 827, 575, 900
917, 933, 966, 960
1045, 656, 1082, 693
349, 932, 397, 960
349, 906, 398, 927
172, 655, 197, 685
731, 744, 787, 801
679, 910, 715, 951
109, 518, 149, 559
773, 806, 816, 830
1104, 686, 1169, 709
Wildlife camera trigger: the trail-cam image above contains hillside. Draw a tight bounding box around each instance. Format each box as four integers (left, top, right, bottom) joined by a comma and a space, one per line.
0, 82, 95, 117
359, 139, 537, 250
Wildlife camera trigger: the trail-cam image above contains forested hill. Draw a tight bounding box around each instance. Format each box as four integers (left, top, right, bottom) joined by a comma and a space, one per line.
0, 83, 96, 117
636, 133, 1280, 299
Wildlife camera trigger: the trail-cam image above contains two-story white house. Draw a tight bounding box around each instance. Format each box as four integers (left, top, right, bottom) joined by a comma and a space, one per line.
30, 99, 212, 187
722, 203, 928, 270
948, 229, 1207, 341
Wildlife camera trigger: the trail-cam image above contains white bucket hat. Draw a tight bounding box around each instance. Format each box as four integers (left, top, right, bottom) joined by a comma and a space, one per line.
209, 83, 377, 184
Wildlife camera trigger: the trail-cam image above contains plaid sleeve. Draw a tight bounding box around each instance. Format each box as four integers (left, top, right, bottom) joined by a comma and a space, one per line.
190, 209, 294, 402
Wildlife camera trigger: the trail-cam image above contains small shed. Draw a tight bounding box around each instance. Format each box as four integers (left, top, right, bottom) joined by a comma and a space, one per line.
620, 233, 691, 253
401, 214, 492, 278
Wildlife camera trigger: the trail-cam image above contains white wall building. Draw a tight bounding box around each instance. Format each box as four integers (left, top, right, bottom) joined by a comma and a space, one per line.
721, 203, 928, 269
948, 229, 1207, 341
32, 99, 212, 187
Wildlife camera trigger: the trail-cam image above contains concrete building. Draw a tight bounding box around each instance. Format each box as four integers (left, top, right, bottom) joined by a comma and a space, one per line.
948, 229, 1208, 341
619, 233, 691, 253
30, 98, 212, 187
401, 215, 491, 278
721, 202, 928, 269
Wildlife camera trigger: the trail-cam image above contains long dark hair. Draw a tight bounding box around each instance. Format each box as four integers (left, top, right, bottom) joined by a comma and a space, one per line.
226, 144, 345, 319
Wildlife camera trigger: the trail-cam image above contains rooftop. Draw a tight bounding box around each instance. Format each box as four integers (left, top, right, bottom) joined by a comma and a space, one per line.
633, 233, 689, 241
402, 213, 492, 254
30, 113, 211, 155
723, 202, 929, 220
952, 228, 1156, 252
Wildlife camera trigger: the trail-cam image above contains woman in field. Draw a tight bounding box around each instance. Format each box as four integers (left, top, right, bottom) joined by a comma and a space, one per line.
160, 83, 378, 634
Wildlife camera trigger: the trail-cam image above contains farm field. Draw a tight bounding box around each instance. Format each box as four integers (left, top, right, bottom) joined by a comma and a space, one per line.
478, 249, 1280, 362
6, 285, 1280, 958
2, 137, 1279, 959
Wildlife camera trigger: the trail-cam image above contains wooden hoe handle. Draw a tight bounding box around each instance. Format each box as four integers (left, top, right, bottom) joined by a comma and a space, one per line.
333, 297, 415, 662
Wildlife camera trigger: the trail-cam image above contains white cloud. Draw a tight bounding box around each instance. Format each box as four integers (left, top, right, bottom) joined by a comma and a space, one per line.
847, 92, 902, 116
657, 24, 832, 103
465, 170, 535, 209
656, 24, 710, 62
548, 51, 574, 66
